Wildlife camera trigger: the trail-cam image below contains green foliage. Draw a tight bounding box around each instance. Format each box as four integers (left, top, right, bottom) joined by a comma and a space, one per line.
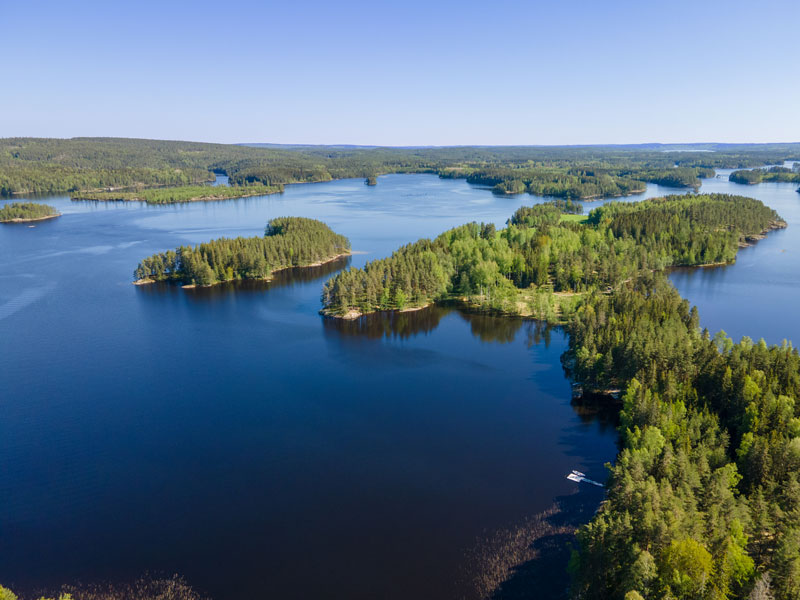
322, 195, 781, 320
0, 585, 18, 600
72, 183, 280, 204
564, 274, 800, 599
319, 191, 798, 599
660, 538, 714, 598
730, 167, 800, 185
473, 167, 646, 199
135, 217, 349, 286
0, 201, 59, 221
3, 138, 799, 198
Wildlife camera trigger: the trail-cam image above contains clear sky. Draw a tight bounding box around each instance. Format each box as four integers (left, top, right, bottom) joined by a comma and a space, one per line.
2, 0, 799, 145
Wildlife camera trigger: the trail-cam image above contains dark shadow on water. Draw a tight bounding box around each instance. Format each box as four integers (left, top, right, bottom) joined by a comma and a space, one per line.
321, 305, 450, 340
321, 304, 559, 347
134, 255, 351, 301
570, 392, 622, 431
455, 311, 525, 344
456, 312, 558, 348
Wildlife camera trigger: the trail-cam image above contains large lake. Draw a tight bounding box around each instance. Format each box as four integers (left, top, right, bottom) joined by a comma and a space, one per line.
1, 171, 798, 599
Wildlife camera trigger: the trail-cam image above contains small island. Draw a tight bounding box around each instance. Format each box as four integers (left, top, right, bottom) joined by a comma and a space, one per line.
72, 183, 282, 205
0, 201, 60, 223
134, 217, 350, 287
365, 176, 377, 186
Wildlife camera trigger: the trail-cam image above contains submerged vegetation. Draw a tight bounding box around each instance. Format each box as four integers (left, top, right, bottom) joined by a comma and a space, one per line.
0, 576, 205, 600
0, 201, 59, 222
71, 183, 281, 204
134, 217, 349, 286
321, 193, 799, 599
2, 138, 800, 198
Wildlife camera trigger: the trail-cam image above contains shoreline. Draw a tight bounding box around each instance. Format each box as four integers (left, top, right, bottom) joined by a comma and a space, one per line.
322, 222, 783, 321
133, 251, 351, 288
72, 189, 281, 204
0, 212, 61, 224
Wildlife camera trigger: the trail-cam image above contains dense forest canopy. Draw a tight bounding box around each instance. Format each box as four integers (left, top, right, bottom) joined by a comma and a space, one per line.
2, 137, 800, 198
320, 193, 798, 599
134, 217, 349, 286
72, 183, 281, 204
321, 194, 784, 319
564, 275, 800, 600
730, 165, 800, 185
0, 201, 59, 222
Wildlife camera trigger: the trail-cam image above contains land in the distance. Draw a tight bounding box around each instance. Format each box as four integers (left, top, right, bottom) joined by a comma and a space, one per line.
729, 164, 800, 185
3, 138, 800, 201
72, 183, 281, 204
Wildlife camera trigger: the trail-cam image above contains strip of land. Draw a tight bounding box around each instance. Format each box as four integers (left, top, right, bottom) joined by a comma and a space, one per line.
72, 183, 281, 204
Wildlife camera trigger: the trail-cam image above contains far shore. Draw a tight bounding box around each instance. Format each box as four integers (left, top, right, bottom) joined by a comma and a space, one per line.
73, 189, 280, 204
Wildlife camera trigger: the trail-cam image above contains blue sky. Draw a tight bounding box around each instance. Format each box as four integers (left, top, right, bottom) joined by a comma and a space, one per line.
2, 0, 798, 145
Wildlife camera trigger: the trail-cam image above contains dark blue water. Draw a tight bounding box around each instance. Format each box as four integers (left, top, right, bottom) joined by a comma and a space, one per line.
0, 176, 619, 600
1, 172, 795, 599
668, 168, 800, 345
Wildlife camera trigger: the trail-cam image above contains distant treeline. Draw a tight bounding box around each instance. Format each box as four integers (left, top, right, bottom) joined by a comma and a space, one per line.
456, 167, 647, 199
0, 201, 59, 222
0, 164, 213, 196
72, 183, 281, 204
3, 137, 800, 197
444, 166, 714, 200
321, 194, 783, 318
730, 165, 800, 185
134, 217, 349, 286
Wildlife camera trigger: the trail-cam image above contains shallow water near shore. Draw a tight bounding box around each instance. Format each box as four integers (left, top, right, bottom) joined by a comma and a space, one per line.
1, 172, 797, 599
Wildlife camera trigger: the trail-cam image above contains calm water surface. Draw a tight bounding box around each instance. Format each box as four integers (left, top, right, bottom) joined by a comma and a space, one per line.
668, 167, 800, 344
0, 172, 796, 599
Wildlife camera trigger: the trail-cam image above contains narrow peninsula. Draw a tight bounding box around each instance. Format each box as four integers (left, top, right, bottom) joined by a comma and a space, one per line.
134, 217, 350, 287
72, 183, 281, 204
0, 201, 60, 223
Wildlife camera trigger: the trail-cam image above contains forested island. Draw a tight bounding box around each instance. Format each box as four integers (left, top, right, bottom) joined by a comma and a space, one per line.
72, 183, 281, 204
3, 138, 800, 199
320, 194, 797, 598
729, 165, 800, 185
447, 166, 714, 200
134, 217, 349, 287
0, 201, 60, 223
